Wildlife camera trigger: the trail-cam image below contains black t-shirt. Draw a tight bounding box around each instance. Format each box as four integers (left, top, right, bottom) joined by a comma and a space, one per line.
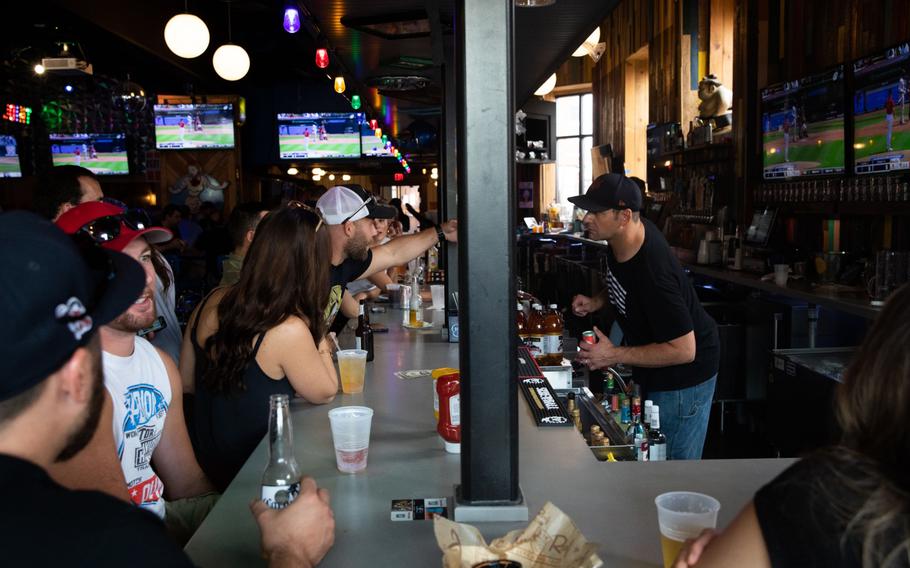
0, 454, 194, 567
325, 250, 373, 328
601, 218, 719, 391
754, 455, 903, 567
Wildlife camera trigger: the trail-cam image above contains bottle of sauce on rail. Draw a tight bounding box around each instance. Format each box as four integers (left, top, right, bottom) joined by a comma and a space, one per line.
436, 372, 461, 453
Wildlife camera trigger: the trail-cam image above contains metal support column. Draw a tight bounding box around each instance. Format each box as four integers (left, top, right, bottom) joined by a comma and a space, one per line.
441, 21, 459, 315
454, 0, 526, 522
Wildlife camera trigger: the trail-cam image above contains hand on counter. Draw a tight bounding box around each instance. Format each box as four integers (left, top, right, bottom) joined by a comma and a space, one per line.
250, 476, 335, 568
672, 528, 717, 568
576, 326, 621, 369
571, 294, 602, 317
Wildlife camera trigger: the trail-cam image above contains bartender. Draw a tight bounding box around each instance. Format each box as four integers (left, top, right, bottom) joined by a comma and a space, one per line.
570, 173, 719, 460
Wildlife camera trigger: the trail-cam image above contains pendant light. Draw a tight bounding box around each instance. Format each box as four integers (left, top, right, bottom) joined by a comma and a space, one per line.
212, 1, 250, 81
283, 4, 301, 34
164, 2, 210, 59
534, 73, 557, 96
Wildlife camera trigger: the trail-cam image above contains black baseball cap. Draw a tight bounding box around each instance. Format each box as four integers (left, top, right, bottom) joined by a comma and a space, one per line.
0, 211, 145, 401
568, 173, 643, 213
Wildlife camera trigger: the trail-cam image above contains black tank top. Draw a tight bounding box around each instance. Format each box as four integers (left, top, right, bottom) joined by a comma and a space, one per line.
188, 293, 295, 492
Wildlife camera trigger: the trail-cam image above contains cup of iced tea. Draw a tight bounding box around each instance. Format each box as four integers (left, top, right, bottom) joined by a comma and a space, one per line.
337, 349, 367, 394
654, 491, 720, 568
328, 406, 373, 473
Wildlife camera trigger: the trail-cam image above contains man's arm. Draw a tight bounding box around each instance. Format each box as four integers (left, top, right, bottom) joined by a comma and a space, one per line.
152, 348, 216, 499
577, 327, 696, 370
367, 269, 393, 293
47, 390, 130, 502
358, 220, 457, 280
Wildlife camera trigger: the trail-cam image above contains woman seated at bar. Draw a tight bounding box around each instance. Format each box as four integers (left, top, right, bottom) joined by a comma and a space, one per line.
179, 203, 338, 492
674, 284, 910, 567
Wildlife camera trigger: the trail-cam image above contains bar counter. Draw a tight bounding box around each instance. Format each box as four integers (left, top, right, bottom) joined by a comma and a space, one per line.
184, 309, 795, 567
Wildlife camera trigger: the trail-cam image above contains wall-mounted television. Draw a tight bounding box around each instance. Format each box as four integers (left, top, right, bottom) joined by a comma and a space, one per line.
0, 135, 22, 178
853, 42, 910, 174
154, 103, 235, 149
277, 112, 361, 159
49, 133, 129, 175
761, 65, 846, 180
360, 119, 392, 157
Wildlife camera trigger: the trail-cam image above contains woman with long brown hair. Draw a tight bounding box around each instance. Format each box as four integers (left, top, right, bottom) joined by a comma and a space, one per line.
674, 285, 910, 567
179, 204, 338, 491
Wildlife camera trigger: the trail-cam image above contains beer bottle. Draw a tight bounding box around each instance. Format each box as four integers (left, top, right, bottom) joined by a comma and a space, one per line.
355, 300, 374, 361
648, 405, 667, 461
542, 304, 564, 366
261, 394, 301, 509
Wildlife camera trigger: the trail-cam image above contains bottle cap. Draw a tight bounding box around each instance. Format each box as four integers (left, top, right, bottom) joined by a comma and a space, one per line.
444, 440, 461, 454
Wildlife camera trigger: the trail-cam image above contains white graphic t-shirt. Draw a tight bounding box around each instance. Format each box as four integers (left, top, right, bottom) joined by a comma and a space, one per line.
103, 337, 171, 519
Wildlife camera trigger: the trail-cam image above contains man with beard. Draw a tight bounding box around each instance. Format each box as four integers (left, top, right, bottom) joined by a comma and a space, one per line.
316, 185, 458, 329
0, 212, 336, 566
55, 202, 217, 544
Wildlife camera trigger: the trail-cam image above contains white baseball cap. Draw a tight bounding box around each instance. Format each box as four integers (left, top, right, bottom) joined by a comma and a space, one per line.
316, 185, 396, 225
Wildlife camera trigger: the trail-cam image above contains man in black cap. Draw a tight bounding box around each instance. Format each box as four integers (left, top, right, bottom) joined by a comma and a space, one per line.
0, 212, 335, 567
316, 185, 457, 328
569, 173, 719, 460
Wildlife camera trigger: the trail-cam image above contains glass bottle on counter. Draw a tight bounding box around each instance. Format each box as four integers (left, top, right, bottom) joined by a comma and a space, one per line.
621, 396, 631, 425
355, 300, 374, 361
572, 407, 582, 432
541, 304, 564, 366
565, 391, 576, 416
527, 303, 545, 361
648, 405, 667, 461
626, 398, 647, 460
643, 399, 654, 432
408, 279, 423, 326
261, 394, 301, 509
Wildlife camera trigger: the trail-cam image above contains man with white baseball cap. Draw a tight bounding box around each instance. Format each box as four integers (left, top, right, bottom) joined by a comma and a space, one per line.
316, 185, 457, 327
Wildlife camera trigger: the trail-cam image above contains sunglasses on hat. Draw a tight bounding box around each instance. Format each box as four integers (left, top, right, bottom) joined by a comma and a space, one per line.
77, 199, 154, 245
287, 200, 326, 233
340, 195, 374, 225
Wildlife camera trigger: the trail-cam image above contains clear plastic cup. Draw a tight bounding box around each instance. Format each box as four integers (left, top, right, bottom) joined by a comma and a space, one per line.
430, 284, 445, 310
654, 492, 720, 568
774, 264, 790, 287
337, 349, 367, 394
328, 406, 373, 473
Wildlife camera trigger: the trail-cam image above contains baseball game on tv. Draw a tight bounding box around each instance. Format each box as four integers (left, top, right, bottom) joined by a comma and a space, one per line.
49, 133, 129, 175
761, 65, 846, 180
277, 112, 362, 159
853, 42, 910, 174
154, 104, 235, 150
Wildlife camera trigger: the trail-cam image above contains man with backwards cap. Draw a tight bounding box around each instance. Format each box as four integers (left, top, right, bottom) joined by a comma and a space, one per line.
0, 212, 335, 567
54, 202, 216, 542
569, 174, 719, 460
315, 185, 457, 328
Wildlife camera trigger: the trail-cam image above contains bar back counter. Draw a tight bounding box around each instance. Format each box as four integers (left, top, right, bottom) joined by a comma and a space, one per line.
184, 309, 794, 566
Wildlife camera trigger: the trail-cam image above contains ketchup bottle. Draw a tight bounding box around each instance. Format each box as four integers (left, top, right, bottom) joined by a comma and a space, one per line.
436, 372, 461, 454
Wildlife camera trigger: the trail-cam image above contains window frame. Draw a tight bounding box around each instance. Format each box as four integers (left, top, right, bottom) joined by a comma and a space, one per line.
555, 92, 594, 205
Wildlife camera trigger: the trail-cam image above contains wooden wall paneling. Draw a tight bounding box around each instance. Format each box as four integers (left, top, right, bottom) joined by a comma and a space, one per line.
709, 0, 735, 87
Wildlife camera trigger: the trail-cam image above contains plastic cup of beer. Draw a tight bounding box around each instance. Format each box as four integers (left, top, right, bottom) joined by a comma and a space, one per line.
328, 406, 373, 473
654, 491, 720, 568
337, 349, 367, 394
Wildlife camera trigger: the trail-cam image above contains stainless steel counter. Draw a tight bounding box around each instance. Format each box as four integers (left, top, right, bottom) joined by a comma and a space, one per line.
184, 309, 795, 567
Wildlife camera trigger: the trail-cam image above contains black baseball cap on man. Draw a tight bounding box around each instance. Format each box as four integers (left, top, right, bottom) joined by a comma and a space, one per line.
0, 211, 145, 401
568, 173, 643, 213
346, 185, 397, 220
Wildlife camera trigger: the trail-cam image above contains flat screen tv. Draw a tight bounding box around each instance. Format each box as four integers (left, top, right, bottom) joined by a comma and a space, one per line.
761, 65, 846, 179
277, 112, 361, 159
49, 133, 129, 175
853, 42, 910, 174
0, 135, 22, 178
154, 104, 235, 149
360, 119, 392, 157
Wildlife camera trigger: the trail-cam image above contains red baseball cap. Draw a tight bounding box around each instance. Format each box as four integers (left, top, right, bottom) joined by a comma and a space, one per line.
55, 201, 173, 252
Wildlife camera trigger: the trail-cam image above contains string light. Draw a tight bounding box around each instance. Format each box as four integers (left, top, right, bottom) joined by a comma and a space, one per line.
351, 95, 361, 110
315, 48, 329, 68
334, 76, 346, 94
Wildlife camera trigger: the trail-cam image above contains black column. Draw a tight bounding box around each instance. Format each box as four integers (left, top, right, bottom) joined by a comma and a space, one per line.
457, 0, 519, 504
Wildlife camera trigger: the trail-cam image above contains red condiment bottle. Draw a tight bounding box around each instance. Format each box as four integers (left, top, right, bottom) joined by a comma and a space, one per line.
436, 372, 461, 454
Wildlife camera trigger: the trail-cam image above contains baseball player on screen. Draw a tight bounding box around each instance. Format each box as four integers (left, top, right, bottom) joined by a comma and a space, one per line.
899, 74, 908, 125
886, 91, 895, 151
782, 116, 791, 162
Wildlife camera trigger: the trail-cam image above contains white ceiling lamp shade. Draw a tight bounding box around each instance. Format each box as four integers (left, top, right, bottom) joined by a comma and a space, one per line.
534, 73, 557, 96
572, 27, 606, 62
164, 13, 211, 58
213, 44, 250, 81
572, 27, 601, 56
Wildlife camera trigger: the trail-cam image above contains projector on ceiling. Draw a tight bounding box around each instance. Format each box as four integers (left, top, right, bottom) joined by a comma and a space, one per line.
41, 57, 93, 76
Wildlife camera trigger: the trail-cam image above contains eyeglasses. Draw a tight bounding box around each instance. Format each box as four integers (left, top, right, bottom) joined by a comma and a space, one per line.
340, 195, 374, 225
77, 207, 155, 245
287, 200, 326, 233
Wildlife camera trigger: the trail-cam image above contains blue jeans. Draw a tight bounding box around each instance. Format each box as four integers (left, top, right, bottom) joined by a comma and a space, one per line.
648, 375, 716, 460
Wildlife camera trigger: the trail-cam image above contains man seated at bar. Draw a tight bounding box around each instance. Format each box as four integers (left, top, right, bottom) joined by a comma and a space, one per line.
33, 165, 104, 222
0, 212, 335, 567
673, 284, 910, 568
346, 210, 398, 300
316, 185, 457, 329
54, 202, 217, 543
220, 201, 269, 287
570, 174, 719, 460
179, 204, 338, 492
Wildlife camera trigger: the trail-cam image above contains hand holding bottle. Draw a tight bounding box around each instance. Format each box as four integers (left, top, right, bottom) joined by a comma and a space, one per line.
250, 476, 335, 568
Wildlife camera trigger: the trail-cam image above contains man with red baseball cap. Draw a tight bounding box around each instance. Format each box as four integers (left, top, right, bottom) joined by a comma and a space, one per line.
56, 201, 217, 543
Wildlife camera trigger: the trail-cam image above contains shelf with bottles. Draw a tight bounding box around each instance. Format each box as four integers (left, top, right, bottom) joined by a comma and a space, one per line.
753, 175, 910, 207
